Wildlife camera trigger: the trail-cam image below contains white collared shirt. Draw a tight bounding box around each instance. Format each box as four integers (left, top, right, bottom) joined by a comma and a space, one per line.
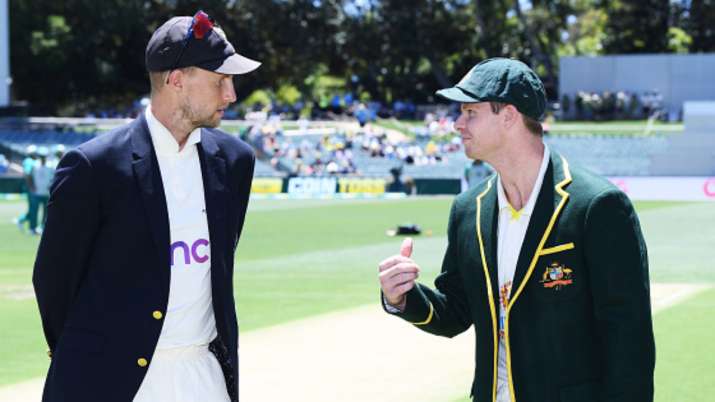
145, 105, 217, 349
495, 145, 550, 402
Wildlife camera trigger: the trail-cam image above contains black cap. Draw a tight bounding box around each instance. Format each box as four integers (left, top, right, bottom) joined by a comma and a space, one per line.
145, 14, 260, 75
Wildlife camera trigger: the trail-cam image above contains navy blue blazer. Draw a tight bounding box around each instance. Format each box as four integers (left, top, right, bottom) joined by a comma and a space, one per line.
32, 114, 255, 402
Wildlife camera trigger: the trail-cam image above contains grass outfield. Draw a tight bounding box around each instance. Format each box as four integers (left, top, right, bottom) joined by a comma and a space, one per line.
374, 118, 683, 137
0, 198, 713, 393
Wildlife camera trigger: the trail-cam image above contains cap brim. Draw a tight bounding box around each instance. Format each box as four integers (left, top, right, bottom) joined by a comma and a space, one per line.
435, 87, 481, 103
213, 53, 261, 75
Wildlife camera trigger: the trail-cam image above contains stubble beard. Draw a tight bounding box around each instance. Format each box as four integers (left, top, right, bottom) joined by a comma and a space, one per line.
180, 98, 221, 130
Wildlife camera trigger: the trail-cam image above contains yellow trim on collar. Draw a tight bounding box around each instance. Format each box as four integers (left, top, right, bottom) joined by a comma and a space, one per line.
508, 204, 522, 221
504, 156, 573, 402
538, 242, 575, 256
475, 177, 499, 402
411, 302, 434, 326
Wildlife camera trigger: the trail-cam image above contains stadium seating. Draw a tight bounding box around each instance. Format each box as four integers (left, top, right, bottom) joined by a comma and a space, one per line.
0, 124, 682, 179
544, 134, 670, 176
0, 130, 95, 155
254, 159, 283, 177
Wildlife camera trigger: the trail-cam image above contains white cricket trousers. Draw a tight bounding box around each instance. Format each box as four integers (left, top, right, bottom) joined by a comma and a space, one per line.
133, 344, 230, 402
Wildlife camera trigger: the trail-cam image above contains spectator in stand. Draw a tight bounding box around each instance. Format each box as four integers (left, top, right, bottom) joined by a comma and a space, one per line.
355, 103, 370, 127
27, 147, 54, 235
15, 145, 38, 233
48, 144, 66, 168
386, 166, 408, 194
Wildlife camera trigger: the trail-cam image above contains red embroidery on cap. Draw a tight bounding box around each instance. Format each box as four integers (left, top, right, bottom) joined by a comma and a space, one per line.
192, 11, 213, 39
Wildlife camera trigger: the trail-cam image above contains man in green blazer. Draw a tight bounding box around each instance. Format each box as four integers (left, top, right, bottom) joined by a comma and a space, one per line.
379, 58, 655, 402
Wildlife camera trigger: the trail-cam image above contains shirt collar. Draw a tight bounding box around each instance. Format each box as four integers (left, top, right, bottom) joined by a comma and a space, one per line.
145, 105, 202, 155
497, 144, 551, 218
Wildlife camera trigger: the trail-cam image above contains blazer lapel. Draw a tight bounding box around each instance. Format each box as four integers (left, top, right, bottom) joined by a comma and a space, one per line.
508, 152, 573, 308
197, 131, 228, 277
476, 178, 500, 309
131, 114, 171, 271
509, 162, 555, 296
474, 177, 500, 402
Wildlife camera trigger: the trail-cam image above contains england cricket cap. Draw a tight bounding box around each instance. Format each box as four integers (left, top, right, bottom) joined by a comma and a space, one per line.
436, 58, 546, 120
145, 11, 260, 75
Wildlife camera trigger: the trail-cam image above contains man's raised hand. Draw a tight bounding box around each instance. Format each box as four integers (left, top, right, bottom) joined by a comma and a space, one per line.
379, 238, 420, 310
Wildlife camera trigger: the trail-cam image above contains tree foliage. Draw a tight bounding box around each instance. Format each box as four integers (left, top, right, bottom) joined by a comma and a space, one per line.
6, 0, 711, 114
602, 0, 670, 53
687, 0, 715, 52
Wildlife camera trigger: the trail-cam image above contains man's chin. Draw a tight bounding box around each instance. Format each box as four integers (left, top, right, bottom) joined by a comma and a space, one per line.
195, 118, 222, 129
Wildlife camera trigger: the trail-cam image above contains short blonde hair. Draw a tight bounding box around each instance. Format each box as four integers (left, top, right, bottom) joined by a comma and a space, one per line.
489, 102, 543, 136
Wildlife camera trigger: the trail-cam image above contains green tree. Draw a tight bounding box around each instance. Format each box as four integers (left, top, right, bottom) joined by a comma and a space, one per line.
339, 0, 476, 103
557, 0, 607, 56
9, 0, 261, 114
228, 0, 344, 102
667, 27, 692, 53
17, 0, 698, 113
602, 0, 670, 53
687, 0, 715, 51
513, 0, 573, 95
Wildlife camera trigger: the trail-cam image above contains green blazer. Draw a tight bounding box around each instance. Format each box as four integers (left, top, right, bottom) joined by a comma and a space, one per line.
387, 152, 655, 402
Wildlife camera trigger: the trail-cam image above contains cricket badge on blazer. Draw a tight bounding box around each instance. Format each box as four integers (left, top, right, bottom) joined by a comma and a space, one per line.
540, 261, 573, 290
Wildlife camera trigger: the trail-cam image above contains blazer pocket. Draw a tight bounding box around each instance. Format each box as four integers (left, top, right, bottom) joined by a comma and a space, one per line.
560, 380, 600, 402
539, 242, 575, 256
532, 243, 582, 301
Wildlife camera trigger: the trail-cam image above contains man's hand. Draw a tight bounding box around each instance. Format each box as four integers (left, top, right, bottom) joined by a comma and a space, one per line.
379, 238, 420, 311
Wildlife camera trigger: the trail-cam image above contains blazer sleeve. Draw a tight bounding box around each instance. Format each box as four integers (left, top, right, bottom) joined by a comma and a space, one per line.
233, 152, 255, 251
383, 201, 472, 338
32, 149, 100, 351
583, 189, 655, 402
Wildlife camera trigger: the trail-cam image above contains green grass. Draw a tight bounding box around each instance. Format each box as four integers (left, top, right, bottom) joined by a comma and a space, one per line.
0, 198, 713, 389
652, 288, 715, 401
374, 118, 684, 138
0, 299, 46, 385
237, 197, 451, 262
547, 120, 683, 136
0, 202, 41, 286
374, 118, 422, 136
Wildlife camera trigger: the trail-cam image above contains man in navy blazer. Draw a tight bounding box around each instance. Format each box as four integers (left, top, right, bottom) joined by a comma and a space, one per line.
33, 12, 260, 402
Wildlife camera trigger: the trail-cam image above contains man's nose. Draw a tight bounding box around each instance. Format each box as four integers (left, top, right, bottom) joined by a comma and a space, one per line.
224, 80, 237, 104
454, 114, 466, 130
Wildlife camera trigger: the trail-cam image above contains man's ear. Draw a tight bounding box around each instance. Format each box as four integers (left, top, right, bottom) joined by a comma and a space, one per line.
502, 104, 519, 129
165, 70, 184, 90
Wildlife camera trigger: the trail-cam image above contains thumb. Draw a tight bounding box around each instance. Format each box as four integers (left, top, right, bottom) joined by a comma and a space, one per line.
400, 237, 413, 258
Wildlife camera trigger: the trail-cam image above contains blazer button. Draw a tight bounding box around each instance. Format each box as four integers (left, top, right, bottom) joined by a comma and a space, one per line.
137, 358, 148, 367
152, 310, 163, 320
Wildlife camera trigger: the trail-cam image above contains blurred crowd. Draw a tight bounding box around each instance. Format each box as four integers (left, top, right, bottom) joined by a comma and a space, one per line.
80, 92, 422, 123
244, 113, 463, 177
561, 90, 667, 121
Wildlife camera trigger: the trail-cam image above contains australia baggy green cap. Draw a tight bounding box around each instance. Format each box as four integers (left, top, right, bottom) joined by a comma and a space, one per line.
436, 58, 546, 120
